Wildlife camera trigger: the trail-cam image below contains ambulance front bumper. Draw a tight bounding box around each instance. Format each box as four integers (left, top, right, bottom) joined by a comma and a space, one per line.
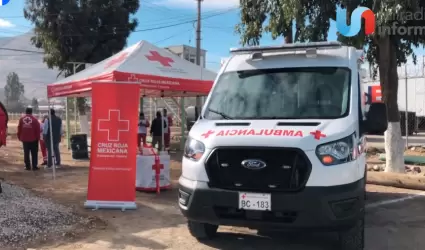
178, 177, 365, 231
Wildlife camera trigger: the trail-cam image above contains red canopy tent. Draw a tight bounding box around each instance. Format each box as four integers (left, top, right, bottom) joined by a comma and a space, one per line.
47, 40, 216, 98
44, 41, 216, 210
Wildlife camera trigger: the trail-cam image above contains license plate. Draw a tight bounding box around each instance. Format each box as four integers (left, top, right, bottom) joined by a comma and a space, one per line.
238, 192, 271, 211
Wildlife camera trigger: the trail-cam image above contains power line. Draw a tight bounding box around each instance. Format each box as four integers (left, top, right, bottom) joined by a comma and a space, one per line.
0, 7, 237, 38
0, 47, 43, 54
57, 8, 237, 37
153, 29, 193, 44
0, 8, 235, 54
0, 53, 40, 56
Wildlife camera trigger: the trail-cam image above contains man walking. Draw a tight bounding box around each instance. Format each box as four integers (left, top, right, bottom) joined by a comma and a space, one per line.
17, 107, 40, 170
43, 109, 63, 169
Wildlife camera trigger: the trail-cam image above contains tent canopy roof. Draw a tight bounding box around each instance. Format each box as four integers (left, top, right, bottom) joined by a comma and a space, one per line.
47, 41, 217, 98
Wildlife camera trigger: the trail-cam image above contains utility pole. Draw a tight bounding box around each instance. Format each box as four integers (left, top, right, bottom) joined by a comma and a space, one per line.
195, 0, 203, 119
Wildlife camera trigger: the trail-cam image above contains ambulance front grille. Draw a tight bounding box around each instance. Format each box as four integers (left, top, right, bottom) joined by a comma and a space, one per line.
205, 147, 312, 192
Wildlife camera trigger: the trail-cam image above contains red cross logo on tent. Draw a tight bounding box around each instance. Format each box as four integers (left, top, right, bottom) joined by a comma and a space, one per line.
128, 74, 141, 82
104, 52, 128, 69
310, 130, 326, 140
98, 109, 130, 141
145, 51, 174, 67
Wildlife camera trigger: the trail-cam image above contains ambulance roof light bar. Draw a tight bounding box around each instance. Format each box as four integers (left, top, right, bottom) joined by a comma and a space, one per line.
230, 41, 342, 54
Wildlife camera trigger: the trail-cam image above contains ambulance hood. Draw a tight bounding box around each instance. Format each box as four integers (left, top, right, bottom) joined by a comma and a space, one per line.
190, 118, 356, 151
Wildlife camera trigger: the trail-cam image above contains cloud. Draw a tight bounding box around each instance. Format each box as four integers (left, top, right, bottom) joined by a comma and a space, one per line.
156, 0, 239, 10
0, 19, 14, 28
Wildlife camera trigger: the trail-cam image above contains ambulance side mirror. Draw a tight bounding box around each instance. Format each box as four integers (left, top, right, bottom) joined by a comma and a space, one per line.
364, 103, 387, 134
185, 106, 197, 131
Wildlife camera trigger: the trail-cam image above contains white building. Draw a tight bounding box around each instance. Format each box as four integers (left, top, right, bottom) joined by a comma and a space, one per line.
165, 45, 206, 68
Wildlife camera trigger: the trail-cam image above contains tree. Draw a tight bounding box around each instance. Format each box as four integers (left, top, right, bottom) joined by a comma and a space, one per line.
4, 72, 25, 104
23, 0, 140, 115
31, 98, 39, 113
237, 0, 338, 45
237, 0, 425, 173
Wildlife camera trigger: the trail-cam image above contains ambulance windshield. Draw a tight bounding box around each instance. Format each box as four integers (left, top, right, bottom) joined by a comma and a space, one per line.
204, 67, 350, 120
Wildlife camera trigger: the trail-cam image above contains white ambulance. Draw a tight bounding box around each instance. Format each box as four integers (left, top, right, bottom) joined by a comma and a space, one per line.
179, 42, 386, 250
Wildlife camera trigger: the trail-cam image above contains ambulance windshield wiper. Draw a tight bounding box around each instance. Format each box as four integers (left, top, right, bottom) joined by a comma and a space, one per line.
207, 108, 234, 120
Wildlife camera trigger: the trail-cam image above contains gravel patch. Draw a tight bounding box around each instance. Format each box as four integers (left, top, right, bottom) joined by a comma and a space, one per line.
0, 182, 85, 249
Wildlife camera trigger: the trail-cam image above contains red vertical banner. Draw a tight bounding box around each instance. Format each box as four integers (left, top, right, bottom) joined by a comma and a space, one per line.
84, 82, 140, 210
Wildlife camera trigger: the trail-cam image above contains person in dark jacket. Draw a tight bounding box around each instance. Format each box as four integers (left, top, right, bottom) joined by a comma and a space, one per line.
43, 109, 63, 169
17, 107, 41, 170
0, 101, 7, 148
150, 111, 166, 151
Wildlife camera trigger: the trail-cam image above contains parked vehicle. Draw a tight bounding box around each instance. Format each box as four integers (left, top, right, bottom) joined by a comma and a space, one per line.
179, 42, 386, 250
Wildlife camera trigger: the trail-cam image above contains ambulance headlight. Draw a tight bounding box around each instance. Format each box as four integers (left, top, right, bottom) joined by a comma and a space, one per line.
316, 134, 354, 166
184, 137, 205, 161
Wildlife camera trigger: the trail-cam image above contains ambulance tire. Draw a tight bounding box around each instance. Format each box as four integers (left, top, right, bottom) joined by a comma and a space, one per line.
338, 215, 365, 250
188, 220, 218, 240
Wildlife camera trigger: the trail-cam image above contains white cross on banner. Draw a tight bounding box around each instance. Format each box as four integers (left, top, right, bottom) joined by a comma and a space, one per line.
97, 109, 130, 141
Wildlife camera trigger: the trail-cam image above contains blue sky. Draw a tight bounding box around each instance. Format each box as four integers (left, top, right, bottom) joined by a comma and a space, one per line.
0, 0, 423, 74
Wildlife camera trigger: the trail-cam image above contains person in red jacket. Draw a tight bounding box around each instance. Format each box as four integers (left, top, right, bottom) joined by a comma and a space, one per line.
17, 107, 41, 170
0, 101, 7, 148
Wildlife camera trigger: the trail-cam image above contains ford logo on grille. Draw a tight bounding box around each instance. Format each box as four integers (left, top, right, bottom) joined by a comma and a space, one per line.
241, 159, 267, 170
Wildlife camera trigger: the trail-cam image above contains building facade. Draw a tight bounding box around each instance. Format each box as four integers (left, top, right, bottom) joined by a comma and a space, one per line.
165, 45, 206, 68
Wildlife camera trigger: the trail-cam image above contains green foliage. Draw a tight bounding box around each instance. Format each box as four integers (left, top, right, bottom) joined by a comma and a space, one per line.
236, 0, 339, 45
237, 0, 425, 72
24, 0, 139, 114
24, 0, 139, 76
4, 72, 24, 103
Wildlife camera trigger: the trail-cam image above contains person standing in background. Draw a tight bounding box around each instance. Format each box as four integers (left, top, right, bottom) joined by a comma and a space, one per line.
43, 109, 63, 169
137, 112, 149, 147
0, 101, 7, 148
150, 111, 166, 151
17, 107, 40, 171
162, 108, 171, 149
39, 115, 48, 165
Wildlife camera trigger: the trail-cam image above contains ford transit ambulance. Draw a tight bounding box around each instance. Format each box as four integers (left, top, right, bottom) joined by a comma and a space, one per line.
178, 42, 386, 250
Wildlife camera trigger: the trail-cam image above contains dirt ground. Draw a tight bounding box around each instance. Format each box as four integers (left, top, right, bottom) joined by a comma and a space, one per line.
1, 140, 425, 250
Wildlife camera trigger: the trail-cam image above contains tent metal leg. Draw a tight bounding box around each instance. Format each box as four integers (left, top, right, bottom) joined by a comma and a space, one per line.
66, 98, 70, 150
180, 97, 186, 150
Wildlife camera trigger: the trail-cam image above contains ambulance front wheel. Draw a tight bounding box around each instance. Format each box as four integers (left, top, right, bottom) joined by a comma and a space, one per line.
338, 215, 365, 250
188, 220, 218, 240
